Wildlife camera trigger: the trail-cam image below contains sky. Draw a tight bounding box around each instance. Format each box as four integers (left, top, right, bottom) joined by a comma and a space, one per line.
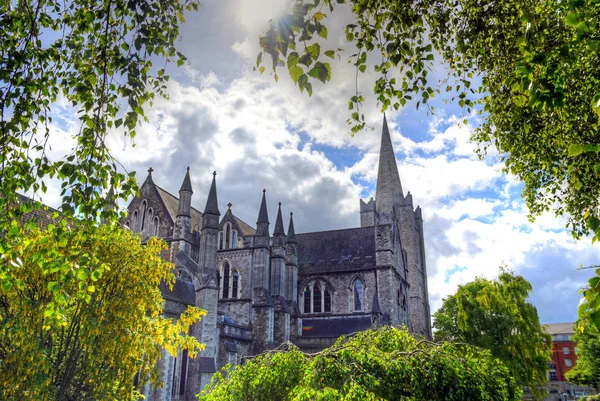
42, 0, 599, 325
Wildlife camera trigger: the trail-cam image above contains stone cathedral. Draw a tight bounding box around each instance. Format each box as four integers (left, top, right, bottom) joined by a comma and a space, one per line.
125, 116, 431, 400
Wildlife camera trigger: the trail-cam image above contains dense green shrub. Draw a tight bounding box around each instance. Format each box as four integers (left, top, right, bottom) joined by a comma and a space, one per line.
199, 326, 521, 401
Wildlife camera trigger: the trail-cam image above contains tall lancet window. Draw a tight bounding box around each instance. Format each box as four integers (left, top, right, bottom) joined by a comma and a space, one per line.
132, 211, 138, 232
353, 278, 364, 311
140, 200, 147, 231
303, 286, 311, 313
324, 289, 332, 313
218, 232, 223, 250
222, 262, 230, 299
313, 282, 322, 313
217, 270, 221, 294
232, 231, 237, 249
225, 224, 231, 249
153, 217, 159, 236
147, 208, 153, 234
232, 270, 239, 298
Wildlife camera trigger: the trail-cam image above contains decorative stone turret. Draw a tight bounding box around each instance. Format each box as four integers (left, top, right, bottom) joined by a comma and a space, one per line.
270, 202, 290, 344
285, 212, 300, 339
256, 189, 270, 237
172, 167, 194, 258
251, 190, 274, 352
186, 172, 221, 397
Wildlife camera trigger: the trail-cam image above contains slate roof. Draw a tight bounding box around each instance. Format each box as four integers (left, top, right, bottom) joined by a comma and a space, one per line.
159, 279, 196, 306
296, 226, 376, 273
232, 215, 256, 236
155, 185, 203, 230
301, 316, 372, 337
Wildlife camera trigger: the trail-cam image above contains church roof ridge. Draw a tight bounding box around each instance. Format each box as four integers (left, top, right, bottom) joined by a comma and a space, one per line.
295, 225, 375, 237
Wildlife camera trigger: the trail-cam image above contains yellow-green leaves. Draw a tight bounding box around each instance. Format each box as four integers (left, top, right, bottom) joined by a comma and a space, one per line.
0, 222, 205, 401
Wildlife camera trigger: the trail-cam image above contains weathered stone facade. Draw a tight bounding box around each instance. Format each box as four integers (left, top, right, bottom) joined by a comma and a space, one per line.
126, 116, 431, 400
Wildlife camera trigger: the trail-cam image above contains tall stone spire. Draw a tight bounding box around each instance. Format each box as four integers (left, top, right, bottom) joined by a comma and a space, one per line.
204, 171, 220, 216
177, 167, 193, 218
375, 114, 404, 223
286, 212, 297, 243
256, 189, 269, 237
273, 202, 285, 235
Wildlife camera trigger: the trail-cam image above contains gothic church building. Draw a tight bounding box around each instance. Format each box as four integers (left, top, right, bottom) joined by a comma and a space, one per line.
125, 116, 431, 400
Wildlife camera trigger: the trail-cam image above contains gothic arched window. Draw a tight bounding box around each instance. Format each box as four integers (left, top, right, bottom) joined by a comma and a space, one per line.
303, 286, 311, 313
313, 282, 322, 313
353, 278, 364, 311
132, 211, 138, 232
232, 231, 237, 249
218, 232, 223, 250
302, 281, 333, 314
153, 217, 159, 236
140, 200, 147, 231
225, 223, 231, 249
217, 269, 221, 294
324, 288, 332, 313
222, 262, 230, 298
147, 208, 153, 234
232, 270, 239, 298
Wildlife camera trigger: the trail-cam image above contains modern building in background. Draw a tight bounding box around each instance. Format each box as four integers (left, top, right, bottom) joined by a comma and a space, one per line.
543, 323, 596, 401
123, 116, 432, 400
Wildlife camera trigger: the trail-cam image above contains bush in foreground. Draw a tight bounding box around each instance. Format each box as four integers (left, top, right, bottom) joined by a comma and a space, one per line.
199, 326, 521, 401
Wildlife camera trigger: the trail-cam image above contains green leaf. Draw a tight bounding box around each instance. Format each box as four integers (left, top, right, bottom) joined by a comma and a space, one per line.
568, 144, 584, 157
177, 59, 184, 67
592, 92, 600, 118
77, 269, 88, 281
566, 13, 578, 26
256, 51, 263, 68
590, 310, 600, 331
358, 65, 366, 73
307, 43, 320, 59
289, 66, 304, 84
287, 52, 299, 68
324, 50, 335, 59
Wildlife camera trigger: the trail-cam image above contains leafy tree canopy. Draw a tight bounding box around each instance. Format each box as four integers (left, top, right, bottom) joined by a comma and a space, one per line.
0, 220, 205, 401
566, 320, 600, 390
199, 326, 522, 401
257, 0, 599, 239
0, 0, 199, 331
432, 270, 551, 399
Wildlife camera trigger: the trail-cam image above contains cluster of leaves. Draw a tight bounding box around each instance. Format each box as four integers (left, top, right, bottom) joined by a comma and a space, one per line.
566, 320, 600, 390
0, 220, 205, 401
1, 0, 199, 341
199, 326, 521, 401
257, 0, 438, 134
1, 0, 198, 223
257, 0, 599, 237
433, 270, 551, 400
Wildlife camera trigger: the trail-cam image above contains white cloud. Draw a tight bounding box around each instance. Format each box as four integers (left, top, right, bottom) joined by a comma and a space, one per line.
31, 1, 598, 325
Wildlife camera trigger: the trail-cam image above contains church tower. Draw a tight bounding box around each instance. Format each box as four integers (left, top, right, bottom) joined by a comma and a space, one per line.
365, 115, 432, 338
